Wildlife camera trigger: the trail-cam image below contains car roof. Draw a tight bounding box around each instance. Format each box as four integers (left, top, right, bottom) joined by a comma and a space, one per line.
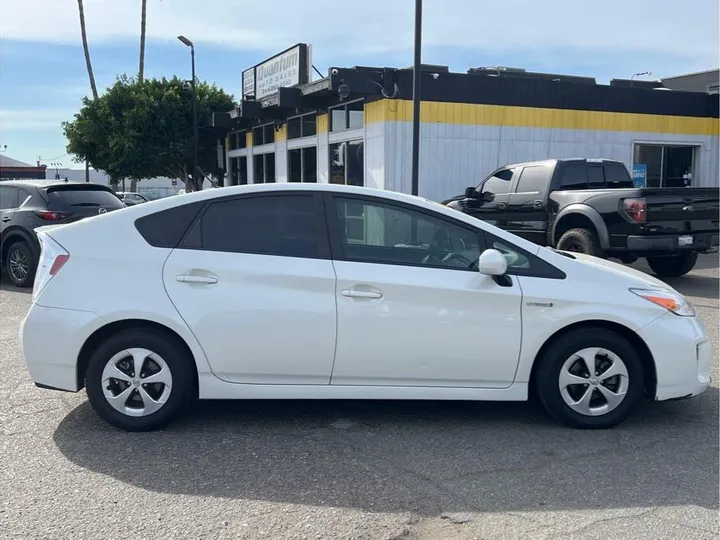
1, 179, 109, 189
501, 158, 625, 169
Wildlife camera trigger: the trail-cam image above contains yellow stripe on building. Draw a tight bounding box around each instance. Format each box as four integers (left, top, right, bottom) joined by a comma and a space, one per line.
365, 99, 719, 136
317, 113, 329, 134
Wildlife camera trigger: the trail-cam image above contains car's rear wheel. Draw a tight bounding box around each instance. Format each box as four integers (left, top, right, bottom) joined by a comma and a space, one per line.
85, 328, 195, 431
646, 252, 698, 278
5, 241, 36, 288
556, 228, 605, 258
535, 328, 644, 429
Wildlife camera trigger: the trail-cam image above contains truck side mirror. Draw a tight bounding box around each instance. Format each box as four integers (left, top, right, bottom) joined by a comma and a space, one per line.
464, 187, 478, 199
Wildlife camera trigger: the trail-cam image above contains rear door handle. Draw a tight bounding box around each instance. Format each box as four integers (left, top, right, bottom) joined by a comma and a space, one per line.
533, 200, 544, 209
341, 289, 383, 299
176, 274, 218, 284
498, 202, 507, 209
1, 217, 10, 223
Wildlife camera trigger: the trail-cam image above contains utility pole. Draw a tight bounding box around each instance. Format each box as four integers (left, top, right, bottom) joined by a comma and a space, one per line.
410, 0, 422, 196
178, 35, 198, 191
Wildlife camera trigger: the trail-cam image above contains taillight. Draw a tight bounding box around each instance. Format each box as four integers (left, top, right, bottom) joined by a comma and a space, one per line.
34, 210, 70, 221
623, 198, 646, 223
32, 232, 70, 300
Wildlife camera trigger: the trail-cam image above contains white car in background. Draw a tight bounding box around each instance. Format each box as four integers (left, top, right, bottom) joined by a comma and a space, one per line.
20, 184, 711, 431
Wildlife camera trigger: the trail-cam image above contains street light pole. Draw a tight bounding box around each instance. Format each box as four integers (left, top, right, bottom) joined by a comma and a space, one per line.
410, 0, 422, 197
178, 35, 198, 190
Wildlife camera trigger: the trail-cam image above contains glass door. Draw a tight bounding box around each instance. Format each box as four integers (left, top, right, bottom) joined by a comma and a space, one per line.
633, 144, 697, 188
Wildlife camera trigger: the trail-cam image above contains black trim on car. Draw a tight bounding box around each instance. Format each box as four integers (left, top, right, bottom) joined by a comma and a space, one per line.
483, 232, 567, 280
134, 201, 206, 248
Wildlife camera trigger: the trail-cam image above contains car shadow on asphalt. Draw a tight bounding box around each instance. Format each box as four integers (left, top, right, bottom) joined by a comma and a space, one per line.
53, 389, 719, 515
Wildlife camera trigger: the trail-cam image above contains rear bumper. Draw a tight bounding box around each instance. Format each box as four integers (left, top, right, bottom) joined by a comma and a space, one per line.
20, 303, 104, 392
639, 312, 712, 401
625, 232, 719, 253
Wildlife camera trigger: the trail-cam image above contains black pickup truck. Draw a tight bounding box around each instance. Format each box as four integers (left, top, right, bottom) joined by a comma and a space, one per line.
444, 158, 719, 277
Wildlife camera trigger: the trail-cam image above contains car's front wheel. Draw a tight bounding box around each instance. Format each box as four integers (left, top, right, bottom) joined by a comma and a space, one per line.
535, 327, 644, 429
85, 328, 195, 431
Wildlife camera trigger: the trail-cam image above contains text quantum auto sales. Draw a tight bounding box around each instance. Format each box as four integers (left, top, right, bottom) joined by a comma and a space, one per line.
243, 44, 310, 100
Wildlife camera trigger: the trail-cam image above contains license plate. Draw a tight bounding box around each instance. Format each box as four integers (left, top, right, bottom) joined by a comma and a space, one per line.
678, 235, 694, 247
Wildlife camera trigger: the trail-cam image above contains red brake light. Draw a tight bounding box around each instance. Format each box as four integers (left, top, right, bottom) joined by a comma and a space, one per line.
49, 254, 69, 276
34, 210, 70, 221
623, 198, 646, 223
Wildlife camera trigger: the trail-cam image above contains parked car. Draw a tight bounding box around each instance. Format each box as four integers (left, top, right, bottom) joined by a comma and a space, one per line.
0, 180, 126, 287
20, 183, 710, 431
444, 158, 719, 277
116, 191, 148, 206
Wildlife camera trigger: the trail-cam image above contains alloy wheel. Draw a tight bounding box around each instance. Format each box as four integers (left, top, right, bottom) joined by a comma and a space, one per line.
558, 347, 629, 417
8, 248, 29, 283
101, 348, 173, 417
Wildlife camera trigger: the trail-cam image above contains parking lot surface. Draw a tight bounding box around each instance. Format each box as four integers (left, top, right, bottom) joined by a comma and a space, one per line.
1, 255, 718, 540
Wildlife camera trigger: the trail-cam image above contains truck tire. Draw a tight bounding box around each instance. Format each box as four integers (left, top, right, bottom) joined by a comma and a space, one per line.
646, 252, 698, 278
557, 228, 605, 258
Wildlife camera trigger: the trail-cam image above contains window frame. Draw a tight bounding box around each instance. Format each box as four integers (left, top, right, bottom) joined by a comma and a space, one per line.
323, 192, 488, 273
287, 111, 318, 140
329, 99, 365, 132
328, 139, 364, 186
179, 191, 331, 260
252, 122, 276, 146
253, 152, 276, 183
287, 146, 318, 183
0, 186, 20, 210
478, 167, 516, 196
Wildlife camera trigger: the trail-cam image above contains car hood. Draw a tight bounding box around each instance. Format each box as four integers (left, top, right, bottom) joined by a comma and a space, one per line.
556, 251, 675, 291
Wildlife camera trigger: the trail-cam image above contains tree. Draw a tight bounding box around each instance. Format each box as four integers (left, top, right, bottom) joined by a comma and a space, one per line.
63, 76, 235, 191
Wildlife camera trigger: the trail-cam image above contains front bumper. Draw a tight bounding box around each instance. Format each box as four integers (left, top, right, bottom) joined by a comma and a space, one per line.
639, 311, 712, 401
20, 303, 104, 392
626, 232, 719, 253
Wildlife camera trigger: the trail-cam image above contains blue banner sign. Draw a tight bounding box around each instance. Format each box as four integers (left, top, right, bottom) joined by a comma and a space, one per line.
632, 164, 647, 188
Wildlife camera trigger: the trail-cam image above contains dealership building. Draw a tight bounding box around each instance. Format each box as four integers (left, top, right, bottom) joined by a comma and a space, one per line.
217, 45, 719, 201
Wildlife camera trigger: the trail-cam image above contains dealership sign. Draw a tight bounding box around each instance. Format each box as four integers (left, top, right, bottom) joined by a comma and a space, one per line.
241, 43, 311, 100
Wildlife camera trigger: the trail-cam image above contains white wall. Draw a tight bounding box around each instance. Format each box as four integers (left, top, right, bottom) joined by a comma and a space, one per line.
383, 122, 719, 201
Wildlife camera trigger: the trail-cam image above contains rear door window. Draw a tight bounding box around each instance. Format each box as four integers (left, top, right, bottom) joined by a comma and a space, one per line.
186, 194, 324, 259
515, 165, 551, 195
0, 186, 20, 210
604, 162, 634, 187
46, 186, 125, 211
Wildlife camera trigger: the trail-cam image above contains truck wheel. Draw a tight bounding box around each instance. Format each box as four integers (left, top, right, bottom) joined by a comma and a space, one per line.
557, 228, 605, 258
646, 252, 698, 278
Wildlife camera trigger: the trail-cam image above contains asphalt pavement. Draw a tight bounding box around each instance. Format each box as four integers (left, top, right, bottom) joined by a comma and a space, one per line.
1, 255, 718, 540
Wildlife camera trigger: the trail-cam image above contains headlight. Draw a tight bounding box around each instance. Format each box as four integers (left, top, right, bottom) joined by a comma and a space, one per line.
630, 288, 696, 317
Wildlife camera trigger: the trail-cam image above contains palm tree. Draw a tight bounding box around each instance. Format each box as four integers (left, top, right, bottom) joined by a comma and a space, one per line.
138, 0, 147, 82
76, 0, 98, 100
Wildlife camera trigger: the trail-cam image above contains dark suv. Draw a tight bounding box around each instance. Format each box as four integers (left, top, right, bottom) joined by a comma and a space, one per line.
0, 180, 125, 287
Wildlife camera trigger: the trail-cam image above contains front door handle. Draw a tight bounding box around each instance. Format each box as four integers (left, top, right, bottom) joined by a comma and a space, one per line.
341, 289, 383, 299
533, 200, 544, 209
176, 274, 218, 284
1, 217, 10, 223
498, 201, 507, 209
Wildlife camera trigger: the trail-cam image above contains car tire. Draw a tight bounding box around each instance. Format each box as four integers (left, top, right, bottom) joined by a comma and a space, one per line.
4, 241, 37, 288
85, 328, 195, 432
556, 228, 605, 258
535, 327, 644, 429
646, 252, 698, 278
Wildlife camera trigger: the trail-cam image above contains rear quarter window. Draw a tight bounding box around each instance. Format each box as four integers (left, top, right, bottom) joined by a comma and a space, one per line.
134, 201, 206, 248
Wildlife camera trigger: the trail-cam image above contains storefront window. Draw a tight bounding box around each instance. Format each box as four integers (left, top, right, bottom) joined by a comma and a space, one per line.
329, 140, 364, 186
253, 153, 275, 183
633, 144, 697, 188
252, 123, 275, 146
288, 147, 317, 183
228, 131, 247, 150
329, 100, 364, 132
287, 113, 317, 140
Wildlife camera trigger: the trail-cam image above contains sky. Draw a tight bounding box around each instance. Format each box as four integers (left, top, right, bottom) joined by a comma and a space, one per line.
1, 0, 718, 167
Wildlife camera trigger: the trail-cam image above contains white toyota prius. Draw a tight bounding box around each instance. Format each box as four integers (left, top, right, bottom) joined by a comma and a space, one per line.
20, 183, 711, 431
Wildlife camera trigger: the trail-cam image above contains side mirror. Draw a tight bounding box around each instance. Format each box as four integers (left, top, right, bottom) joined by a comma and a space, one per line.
478, 249, 508, 276
464, 187, 479, 199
